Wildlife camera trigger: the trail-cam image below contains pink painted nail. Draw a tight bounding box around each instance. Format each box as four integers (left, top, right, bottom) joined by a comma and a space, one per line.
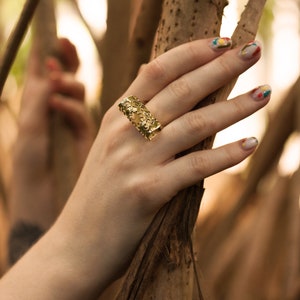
239, 41, 261, 60
210, 37, 232, 51
242, 137, 258, 150
251, 84, 272, 101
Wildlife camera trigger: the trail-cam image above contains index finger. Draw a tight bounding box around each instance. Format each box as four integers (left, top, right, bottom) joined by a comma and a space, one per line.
124, 37, 232, 102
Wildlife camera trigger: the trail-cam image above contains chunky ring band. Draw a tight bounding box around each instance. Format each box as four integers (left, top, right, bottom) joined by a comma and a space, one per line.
118, 96, 162, 140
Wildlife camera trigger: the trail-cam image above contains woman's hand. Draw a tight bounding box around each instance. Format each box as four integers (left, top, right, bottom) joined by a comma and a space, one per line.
58, 38, 271, 294
1, 38, 271, 300
10, 38, 95, 229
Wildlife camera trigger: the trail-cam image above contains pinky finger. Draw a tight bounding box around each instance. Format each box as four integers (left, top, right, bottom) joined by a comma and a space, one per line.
163, 137, 258, 193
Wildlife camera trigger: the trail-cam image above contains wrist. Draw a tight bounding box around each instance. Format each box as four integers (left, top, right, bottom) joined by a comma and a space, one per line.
0, 224, 102, 300
54, 192, 148, 292
50, 216, 115, 296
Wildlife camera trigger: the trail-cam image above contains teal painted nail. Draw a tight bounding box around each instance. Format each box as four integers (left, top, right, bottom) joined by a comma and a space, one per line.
210, 37, 232, 50
239, 41, 261, 60
251, 85, 272, 100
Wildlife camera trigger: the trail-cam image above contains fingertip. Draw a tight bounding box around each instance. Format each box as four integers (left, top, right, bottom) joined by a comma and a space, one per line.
210, 37, 232, 52
250, 84, 272, 101
241, 137, 259, 151
238, 40, 262, 61
57, 37, 79, 73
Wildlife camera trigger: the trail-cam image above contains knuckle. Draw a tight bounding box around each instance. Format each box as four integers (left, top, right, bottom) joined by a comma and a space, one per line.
101, 108, 115, 126
183, 112, 217, 134
223, 145, 241, 166
188, 154, 210, 177
216, 56, 235, 77
223, 146, 235, 162
185, 42, 202, 63
231, 99, 246, 116
142, 58, 166, 81
130, 172, 160, 202
168, 76, 191, 99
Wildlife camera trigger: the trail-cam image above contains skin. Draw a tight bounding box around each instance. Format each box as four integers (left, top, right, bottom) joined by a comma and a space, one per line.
0, 38, 271, 299
9, 38, 95, 230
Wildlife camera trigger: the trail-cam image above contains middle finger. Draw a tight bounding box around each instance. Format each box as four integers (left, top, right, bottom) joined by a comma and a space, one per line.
147, 41, 262, 125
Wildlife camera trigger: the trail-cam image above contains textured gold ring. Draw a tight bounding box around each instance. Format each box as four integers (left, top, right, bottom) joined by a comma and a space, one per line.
118, 96, 162, 140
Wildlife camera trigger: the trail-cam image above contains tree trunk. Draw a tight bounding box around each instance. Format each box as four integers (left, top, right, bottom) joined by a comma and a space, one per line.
32, 0, 78, 213
120, 0, 163, 93
116, 0, 266, 299
99, 0, 131, 118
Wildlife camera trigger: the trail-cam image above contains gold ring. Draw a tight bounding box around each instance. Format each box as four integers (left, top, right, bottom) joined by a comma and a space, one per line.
118, 96, 162, 140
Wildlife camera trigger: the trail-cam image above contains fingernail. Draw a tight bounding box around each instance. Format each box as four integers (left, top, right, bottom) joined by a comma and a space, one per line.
210, 37, 232, 51
251, 84, 272, 100
242, 137, 258, 150
239, 41, 261, 60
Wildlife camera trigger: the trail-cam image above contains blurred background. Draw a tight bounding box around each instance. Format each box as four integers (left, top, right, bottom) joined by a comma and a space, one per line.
0, 1, 300, 298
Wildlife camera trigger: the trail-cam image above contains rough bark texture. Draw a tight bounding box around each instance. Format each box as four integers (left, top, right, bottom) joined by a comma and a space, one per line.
154, 0, 226, 56
33, 0, 78, 212
116, 0, 266, 299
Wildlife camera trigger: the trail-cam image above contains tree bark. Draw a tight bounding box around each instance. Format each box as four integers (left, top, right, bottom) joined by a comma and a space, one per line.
117, 0, 266, 299
116, 1, 226, 299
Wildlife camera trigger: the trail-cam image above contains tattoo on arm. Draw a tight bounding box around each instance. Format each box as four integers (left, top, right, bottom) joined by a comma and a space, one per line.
8, 222, 44, 266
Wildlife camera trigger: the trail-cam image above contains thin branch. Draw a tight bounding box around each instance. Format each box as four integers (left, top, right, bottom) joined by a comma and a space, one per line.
0, 0, 40, 97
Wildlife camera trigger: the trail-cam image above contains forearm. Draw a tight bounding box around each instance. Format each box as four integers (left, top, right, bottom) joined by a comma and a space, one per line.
9, 136, 55, 228
0, 223, 107, 300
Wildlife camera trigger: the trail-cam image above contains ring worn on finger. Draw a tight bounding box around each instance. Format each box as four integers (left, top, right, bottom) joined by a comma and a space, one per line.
118, 96, 162, 140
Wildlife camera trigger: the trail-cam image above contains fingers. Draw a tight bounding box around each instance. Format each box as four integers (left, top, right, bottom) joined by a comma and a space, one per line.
125, 37, 233, 102
45, 56, 84, 101
56, 37, 80, 73
49, 72, 85, 101
147, 41, 262, 125
160, 138, 258, 195
154, 85, 271, 159
49, 95, 92, 138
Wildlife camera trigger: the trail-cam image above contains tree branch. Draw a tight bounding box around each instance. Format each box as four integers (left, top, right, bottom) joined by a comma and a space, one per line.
0, 0, 40, 97
116, 0, 267, 299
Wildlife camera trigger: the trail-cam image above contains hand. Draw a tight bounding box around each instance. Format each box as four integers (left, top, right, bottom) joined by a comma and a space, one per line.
9, 38, 95, 229
1, 38, 271, 299
55, 39, 271, 294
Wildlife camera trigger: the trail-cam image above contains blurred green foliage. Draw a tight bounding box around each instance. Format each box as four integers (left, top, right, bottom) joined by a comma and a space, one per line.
258, 0, 275, 44
0, 0, 32, 86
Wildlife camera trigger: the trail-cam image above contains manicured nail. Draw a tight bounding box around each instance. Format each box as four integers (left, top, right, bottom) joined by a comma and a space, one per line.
210, 37, 232, 51
242, 137, 258, 150
251, 84, 272, 100
239, 41, 261, 60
